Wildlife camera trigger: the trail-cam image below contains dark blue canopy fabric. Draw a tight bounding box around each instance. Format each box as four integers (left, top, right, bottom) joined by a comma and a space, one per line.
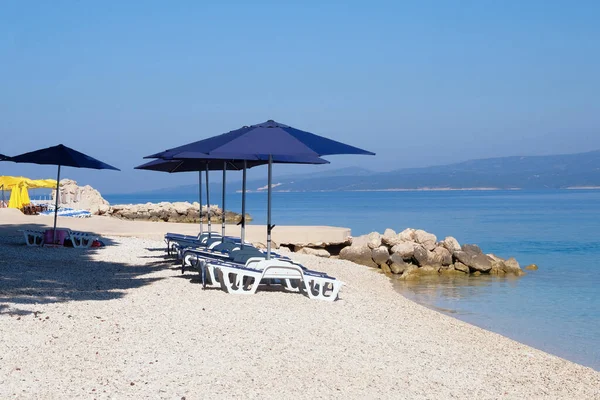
146, 120, 375, 159
136, 155, 329, 173
10, 144, 120, 170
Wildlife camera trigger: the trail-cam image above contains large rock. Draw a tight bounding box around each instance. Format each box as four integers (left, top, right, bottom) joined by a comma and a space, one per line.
350, 234, 370, 248
391, 242, 417, 260
339, 245, 377, 268
454, 248, 492, 272
382, 229, 403, 247
453, 261, 470, 273
367, 232, 382, 249
504, 257, 525, 276
462, 244, 483, 254
432, 247, 453, 266
440, 236, 461, 253
371, 246, 390, 266
53, 179, 110, 215
412, 245, 430, 266
297, 247, 331, 258
413, 229, 437, 251
389, 254, 410, 274
398, 228, 416, 242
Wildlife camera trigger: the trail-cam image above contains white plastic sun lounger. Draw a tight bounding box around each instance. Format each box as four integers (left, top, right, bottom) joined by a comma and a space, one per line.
19, 229, 98, 248
183, 249, 342, 301
213, 257, 343, 301
20, 230, 45, 246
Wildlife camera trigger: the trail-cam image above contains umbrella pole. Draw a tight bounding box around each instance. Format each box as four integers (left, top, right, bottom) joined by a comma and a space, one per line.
241, 160, 247, 249
221, 162, 226, 240
198, 170, 203, 237
267, 155, 272, 260
206, 165, 211, 237
52, 165, 61, 245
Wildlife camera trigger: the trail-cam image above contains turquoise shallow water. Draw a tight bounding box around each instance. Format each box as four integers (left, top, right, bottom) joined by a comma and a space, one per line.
106, 190, 600, 370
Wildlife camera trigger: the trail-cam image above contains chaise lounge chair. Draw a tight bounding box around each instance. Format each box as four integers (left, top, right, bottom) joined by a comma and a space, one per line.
182, 247, 342, 301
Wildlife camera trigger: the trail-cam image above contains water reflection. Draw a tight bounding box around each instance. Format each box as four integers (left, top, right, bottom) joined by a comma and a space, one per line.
393, 274, 522, 314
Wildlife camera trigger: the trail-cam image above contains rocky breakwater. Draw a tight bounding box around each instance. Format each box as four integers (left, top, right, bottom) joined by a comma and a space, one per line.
107, 202, 249, 224
53, 179, 110, 214
337, 228, 528, 279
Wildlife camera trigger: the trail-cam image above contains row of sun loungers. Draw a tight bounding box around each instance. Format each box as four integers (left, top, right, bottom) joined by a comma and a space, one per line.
166, 231, 343, 301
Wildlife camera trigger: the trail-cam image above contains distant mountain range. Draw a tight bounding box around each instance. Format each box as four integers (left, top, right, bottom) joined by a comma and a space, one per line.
139, 150, 600, 194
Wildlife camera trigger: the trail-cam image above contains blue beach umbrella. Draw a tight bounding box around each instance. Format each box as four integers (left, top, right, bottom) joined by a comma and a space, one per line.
147, 120, 374, 258
10, 144, 120, 244
137, 155, 329, 245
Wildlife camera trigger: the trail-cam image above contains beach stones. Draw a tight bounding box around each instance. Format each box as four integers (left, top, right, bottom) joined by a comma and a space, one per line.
525, 264, 539, 271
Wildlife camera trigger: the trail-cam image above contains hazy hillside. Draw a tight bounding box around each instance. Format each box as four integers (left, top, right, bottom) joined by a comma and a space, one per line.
135, 150, 600, 194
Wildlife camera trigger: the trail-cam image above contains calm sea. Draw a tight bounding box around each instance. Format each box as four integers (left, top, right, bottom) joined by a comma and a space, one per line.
105, 190, 600, 370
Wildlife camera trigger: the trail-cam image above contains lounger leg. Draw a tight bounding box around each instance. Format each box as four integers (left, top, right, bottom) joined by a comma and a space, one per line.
303, 277, 342, 302
216, 268, 261, 295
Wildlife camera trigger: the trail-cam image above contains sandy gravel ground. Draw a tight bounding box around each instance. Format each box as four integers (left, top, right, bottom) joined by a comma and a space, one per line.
1, 233, 599, 399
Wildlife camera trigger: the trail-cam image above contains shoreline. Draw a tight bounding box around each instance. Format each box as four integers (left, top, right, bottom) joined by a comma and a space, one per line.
1, 212, 598, 397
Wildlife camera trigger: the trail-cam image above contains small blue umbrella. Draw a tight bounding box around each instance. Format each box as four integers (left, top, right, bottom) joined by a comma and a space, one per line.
10, 144, 120, 244
146, 120, 374, 258
136, 155, 329, 245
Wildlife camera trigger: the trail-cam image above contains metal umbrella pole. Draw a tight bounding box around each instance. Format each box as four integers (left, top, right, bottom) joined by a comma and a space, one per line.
241, 160, 247, 249
221, 161, 226, 239
52, 165, 61, 244
198, 170, 203, 237
205, 164, 211, 237
267, 155, 273, 259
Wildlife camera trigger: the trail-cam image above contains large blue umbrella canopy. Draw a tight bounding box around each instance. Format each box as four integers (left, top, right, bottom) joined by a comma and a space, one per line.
10, 144, 119, 170
9, 144, 120, 244
136, 155, 330, 241
146, 120, 374, 257
146, 120, 375, 159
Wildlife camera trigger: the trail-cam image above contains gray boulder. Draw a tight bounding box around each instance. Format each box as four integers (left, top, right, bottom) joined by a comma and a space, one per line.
414, 229, 437, 251
440, 236, 461, 253
454, 249, 492, 272
389, 255, 411, 274
391, 242, 417, 260
367, 232, 382, 249
382, 229, 403, 247
412, 245, 430, 266
462, 244, 483, 254
432, 247, 453, 266
453, 261, 470, 273
339, 245, 378, 268
398, 228, 416, 242
372, 246, 390, 266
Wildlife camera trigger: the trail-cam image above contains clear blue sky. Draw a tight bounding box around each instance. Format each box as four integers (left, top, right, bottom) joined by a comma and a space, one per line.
1, 1, 598, 193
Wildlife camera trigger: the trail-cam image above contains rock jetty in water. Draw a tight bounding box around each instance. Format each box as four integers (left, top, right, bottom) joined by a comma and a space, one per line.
52, 179, 248, 223
289, 228, 525, 279
107, 202, 249, 224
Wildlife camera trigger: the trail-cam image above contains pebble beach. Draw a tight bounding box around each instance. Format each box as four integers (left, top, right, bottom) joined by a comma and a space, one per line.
1, 218, 599, 399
